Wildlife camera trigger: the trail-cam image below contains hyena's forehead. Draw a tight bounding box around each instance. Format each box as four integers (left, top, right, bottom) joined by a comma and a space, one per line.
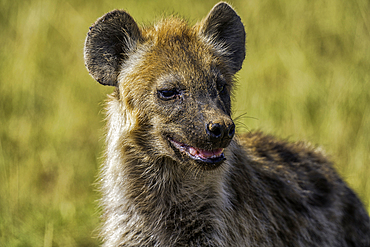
142, 18, 223, 75
117, 18, 232, 98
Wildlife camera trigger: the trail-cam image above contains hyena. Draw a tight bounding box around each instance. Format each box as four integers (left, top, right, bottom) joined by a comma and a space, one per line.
84, 2, 370, 246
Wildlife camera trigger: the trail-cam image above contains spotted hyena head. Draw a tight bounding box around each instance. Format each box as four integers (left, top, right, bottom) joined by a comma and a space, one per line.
84, 2, 245, 170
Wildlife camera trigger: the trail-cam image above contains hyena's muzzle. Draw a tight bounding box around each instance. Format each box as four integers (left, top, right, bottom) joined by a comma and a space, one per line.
167, 100, 235, 170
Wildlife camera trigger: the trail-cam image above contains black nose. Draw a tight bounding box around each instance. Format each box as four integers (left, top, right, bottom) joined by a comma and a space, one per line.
207, 122, 235, 140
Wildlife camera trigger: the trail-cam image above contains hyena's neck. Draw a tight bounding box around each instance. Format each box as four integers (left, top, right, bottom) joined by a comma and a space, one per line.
100, 97, 231, 246
101, 147, 231, 246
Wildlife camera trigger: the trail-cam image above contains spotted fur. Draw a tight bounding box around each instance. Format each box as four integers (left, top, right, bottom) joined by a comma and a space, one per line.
84, 2, 370, 246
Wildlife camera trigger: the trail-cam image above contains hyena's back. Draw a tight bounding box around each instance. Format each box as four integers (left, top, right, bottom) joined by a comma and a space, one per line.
84, 2, 370, 246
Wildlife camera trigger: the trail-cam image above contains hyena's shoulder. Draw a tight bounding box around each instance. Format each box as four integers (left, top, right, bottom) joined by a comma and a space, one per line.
237, 130, 341, 198
232, 131, 370, 246
238, 131, 330, 167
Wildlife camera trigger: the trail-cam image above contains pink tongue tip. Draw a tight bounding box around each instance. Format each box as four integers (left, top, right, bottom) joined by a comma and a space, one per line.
170, 139, 224, 159
189, 147, 224, 159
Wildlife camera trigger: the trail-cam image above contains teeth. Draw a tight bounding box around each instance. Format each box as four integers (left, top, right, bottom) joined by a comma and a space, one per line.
189, 147, 198, 156
170, 139, 224, 160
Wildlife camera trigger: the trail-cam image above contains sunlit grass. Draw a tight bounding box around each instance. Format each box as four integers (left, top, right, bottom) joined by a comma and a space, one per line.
233, 0, 370, 204
1, 0, 369, 245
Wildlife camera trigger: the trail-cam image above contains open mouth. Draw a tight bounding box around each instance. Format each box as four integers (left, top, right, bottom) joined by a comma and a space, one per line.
169, 139, 226, 165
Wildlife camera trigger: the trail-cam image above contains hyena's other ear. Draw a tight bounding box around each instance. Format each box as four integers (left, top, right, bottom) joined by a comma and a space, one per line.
84, 10, 142, 86
199, 2, 246, 73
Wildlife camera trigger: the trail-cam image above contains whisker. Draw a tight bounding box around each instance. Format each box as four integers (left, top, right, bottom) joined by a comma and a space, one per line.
234, 112, 259, 122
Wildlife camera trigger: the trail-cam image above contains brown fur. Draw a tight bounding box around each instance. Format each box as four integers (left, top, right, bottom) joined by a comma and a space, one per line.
84, 2, 370, 246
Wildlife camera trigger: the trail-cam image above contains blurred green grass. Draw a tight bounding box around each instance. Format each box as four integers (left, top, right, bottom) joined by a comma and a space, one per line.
0, 0, 369, 246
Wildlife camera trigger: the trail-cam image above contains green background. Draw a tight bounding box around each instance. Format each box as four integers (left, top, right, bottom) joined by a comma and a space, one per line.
1, 0, 369, 246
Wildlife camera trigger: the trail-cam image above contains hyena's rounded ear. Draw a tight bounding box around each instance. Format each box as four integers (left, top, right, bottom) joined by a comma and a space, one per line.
84, 10, 142, 86
199, 2, 246, 73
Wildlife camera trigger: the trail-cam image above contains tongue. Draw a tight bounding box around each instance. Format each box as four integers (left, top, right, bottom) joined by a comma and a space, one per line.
189, 146, 224, 159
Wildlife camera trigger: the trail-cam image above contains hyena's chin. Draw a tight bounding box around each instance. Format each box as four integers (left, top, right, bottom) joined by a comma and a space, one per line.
169, 138, 226, 169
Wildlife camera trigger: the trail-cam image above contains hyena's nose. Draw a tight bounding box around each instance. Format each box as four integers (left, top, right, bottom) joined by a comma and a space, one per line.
207, 121, 235, 140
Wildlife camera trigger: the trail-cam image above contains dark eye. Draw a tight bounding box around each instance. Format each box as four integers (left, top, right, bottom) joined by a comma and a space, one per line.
217, 82, 226, 93
157, 89, 180, 100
